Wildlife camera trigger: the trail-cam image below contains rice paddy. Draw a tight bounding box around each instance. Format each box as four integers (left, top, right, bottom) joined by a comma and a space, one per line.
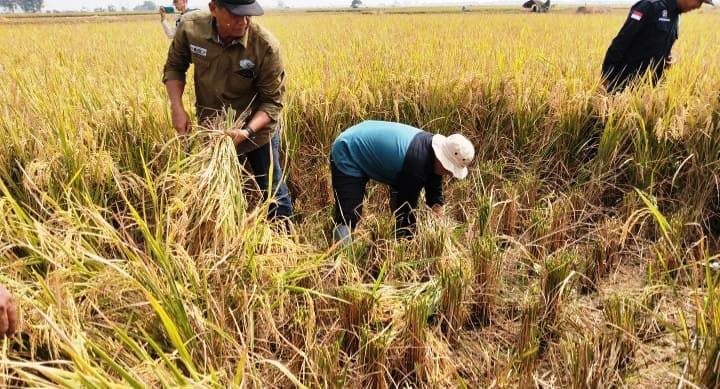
1, 8, 720, 387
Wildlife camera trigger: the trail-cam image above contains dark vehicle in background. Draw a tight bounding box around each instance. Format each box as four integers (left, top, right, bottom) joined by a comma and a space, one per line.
523, 0, 551, 12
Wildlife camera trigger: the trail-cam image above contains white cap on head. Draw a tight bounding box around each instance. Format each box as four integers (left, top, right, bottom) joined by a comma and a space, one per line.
431, 134, 475, 179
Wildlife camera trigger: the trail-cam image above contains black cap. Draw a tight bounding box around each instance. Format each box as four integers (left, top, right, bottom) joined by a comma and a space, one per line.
217, 0, 264, 16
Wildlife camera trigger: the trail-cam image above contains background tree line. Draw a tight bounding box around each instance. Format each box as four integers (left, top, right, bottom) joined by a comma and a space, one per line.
0, 0, 44, 13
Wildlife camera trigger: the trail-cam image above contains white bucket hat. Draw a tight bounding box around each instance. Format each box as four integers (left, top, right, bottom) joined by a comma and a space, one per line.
431, 134, 475, 179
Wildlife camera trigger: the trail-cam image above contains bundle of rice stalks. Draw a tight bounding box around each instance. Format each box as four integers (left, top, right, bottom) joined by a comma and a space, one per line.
414, 216, 450, 260
563, 292, 666, 389
357, 214, 397, 278
338, 279, 456, 387
163, 110, 250, 256
313, 337, 344, 387
400, 295, 432, 382
439, 264, 471, 336
469, 235, 500, 326
518, 253, 576, 362
606, 290, 664, 341
515, 294, 541, 376
627, 190, 694, 283
547, 195, 575, 252
652, 213, 706, 284
581, 218, 623, 293
339, 286, 377, 353
359, 325, 394, 389
561, 332, 627, 388
603, 295, 644, 348
561, 292, 661, 387
473, 193, 493, 237
340, 281, 443, 330
493, 183, 520, 236
540, 254, 575, 327
601, 295, 641, 370
369, 213, 396, 242
692, 285, 720, 389
528, 203, 551, 258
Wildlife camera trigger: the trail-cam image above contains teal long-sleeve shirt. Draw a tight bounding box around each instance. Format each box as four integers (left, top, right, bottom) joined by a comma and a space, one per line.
330, 120, 444, 207
331, 120, 421, 184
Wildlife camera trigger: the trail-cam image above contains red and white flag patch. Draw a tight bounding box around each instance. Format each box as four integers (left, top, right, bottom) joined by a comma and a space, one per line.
630, 10, 643, 21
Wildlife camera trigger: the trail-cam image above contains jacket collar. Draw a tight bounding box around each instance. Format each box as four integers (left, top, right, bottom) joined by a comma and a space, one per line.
663, 0, 679, 14
206, 17, 250, 48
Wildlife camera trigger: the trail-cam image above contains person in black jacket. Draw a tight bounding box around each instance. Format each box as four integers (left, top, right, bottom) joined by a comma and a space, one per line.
602, 0, 713, 92
330, 121, 475, 243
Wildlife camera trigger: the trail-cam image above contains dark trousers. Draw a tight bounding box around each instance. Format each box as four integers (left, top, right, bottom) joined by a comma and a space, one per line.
390, 189, 418, 238
331, 160, 417, 238
241, 132, 293, 219
606, 65, 663, 94
331, 160, 368, 229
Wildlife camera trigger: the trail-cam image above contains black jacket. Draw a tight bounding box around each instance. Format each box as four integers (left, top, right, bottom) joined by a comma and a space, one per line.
393, 132, 444, 233
602, 0, 679, 92
395, 132, 444, 207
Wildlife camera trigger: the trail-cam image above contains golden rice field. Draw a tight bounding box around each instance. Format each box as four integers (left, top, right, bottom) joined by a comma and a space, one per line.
1, 8, 720, 387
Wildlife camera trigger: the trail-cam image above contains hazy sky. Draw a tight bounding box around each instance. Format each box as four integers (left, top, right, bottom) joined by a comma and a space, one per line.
44, 0, 633, 11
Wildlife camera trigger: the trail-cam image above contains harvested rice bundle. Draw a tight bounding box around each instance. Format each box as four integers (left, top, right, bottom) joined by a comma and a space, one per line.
165, 110, 251, 255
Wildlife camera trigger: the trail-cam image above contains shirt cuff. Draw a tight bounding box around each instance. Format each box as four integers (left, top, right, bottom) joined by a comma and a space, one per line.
257, 102, 282, 121
162, 71, 186, 84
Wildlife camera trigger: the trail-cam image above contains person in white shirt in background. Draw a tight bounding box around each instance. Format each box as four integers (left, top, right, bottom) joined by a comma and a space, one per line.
159, 0, 193, 39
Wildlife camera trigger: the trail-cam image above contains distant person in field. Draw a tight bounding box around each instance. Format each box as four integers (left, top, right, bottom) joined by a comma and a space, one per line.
330, 121, 475, 243
159, 0, 197, 39
601, 0, 713, 92
0, 283, 17, 337
163, 0, 293, 221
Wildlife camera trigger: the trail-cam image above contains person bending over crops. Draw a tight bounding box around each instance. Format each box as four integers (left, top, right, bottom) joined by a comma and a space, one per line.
0, 283, 17, 337
601, 0, 713, 92
330, 121, 475, 243
163, 0, 293, 221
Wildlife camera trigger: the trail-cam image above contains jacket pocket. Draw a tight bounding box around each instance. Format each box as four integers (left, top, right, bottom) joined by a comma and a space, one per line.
226, 72, 255, 97
655, 19, 671, 32
192, 56, 210, 72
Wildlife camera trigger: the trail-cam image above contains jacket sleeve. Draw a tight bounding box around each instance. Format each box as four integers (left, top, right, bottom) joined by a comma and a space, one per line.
601, 1, 652, 81
424, 173, 444, 207
669, 20, 679, 58
162, 21, 191, 83
255, 44, 285, 126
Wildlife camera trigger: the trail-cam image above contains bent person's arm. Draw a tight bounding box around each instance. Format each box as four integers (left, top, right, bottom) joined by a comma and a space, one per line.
161, 19, 176, 39
424, 173, 444, 209
246, 111, 272, 134
254, 44, 285, 138
0, 283, 17, 337
165, 80, 190, 135
228, 110, 271, 145
163, 22, 192, 135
